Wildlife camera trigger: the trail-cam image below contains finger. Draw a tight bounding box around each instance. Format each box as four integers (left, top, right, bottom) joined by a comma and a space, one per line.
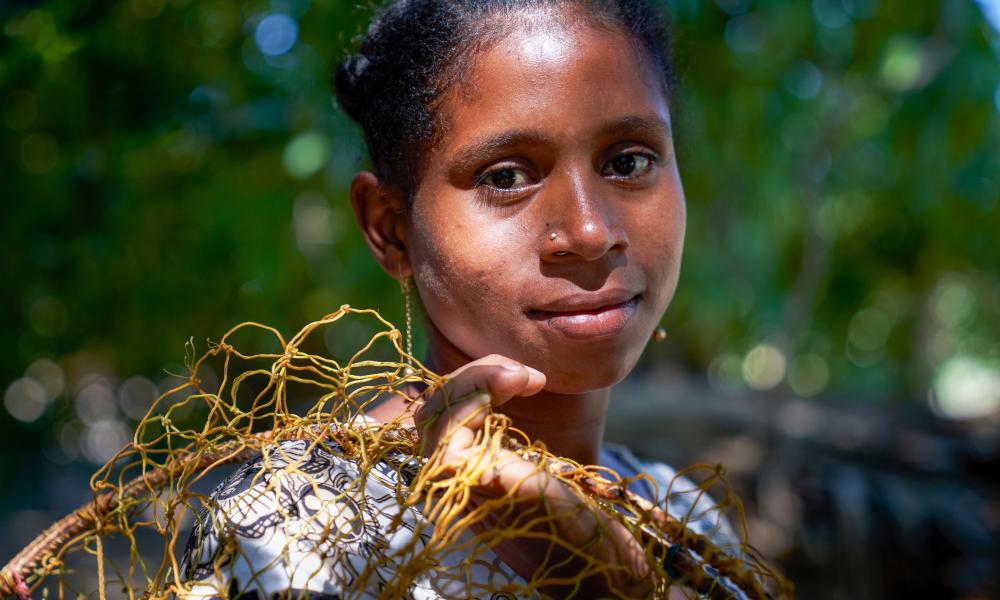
414, 361, 542, 433
413, 356, 547, 469
448, 353, 526, 376
476, 449, 578, 503
433, 389, 492, 438
602, 514, 651, 582
413, 384, 490, 434
446, 360, 545, 408
435, 422, 477, 466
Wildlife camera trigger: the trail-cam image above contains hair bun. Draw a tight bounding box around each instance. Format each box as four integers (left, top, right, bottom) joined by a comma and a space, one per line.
334, 54, 370, 122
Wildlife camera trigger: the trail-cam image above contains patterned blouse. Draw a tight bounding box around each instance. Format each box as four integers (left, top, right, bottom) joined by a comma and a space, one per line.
180, 439, 742, 599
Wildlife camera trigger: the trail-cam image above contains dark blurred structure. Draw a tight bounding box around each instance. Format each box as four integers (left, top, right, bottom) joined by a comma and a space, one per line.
2, 0, 999, 598
607, 373, 1000, 599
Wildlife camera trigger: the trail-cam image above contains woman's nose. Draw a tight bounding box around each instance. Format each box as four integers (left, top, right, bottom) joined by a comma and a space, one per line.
543, 171, 628, 262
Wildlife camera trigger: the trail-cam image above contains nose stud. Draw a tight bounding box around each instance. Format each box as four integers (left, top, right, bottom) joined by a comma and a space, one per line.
548, 231, 569, 255
549, 231, 569, 256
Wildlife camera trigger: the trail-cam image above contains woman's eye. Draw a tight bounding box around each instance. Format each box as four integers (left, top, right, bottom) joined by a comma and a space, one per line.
603, 153, 653, 178
483, 167, 529, 190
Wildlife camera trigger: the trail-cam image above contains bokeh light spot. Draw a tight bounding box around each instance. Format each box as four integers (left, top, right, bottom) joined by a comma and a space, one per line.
75, 380, 119, 426
724, 14, 765, 53
82, 419, 130, 463
58, 423, 81, 460
708, 352, 745, 392
294, 191, 335, 254
185, 3, 237, 48
933, 278, 975, 327
880, 37, 922, 91
930, 355, 1000, 420
283, 131, 330, 179
119, 376, 158, 421
976, 0, 1000, 34
848, 307, 891, 352
784, 60, 822, 99
25, 358, 64, 400
742, 344, 786, 390
788, 353, 830, 397
255, 14, 298, 57
4, 377, 48, 423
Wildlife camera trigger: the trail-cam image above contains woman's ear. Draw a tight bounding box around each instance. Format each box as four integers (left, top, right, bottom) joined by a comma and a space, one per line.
349, 171, 412, 280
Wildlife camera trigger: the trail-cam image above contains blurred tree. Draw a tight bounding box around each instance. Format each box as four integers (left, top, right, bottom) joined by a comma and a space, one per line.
667, 0, 999, 409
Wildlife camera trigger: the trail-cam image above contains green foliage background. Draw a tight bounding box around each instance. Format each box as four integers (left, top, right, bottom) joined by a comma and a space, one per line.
1, 0, 998, 593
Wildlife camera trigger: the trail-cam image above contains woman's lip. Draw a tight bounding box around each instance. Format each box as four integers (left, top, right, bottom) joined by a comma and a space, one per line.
528, 289, 643, 314
528, 295, 640, 340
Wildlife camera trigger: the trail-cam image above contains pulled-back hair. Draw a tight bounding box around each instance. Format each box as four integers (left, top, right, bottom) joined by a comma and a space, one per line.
334, 0, 675, 201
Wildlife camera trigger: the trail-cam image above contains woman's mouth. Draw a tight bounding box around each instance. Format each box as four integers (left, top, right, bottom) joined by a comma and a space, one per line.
527, 293, 641, 340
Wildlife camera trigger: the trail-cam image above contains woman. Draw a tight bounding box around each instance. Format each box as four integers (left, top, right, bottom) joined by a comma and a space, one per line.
181, 0, 742, 597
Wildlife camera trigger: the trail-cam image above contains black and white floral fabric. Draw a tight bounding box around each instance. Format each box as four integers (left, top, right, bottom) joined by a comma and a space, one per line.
180, 439, 740, 599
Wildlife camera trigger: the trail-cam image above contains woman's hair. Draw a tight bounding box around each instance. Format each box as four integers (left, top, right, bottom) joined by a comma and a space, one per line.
334, 0, 675, 201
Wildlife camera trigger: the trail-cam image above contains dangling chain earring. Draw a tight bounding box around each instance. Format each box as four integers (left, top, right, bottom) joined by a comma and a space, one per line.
400, 278, 414, 365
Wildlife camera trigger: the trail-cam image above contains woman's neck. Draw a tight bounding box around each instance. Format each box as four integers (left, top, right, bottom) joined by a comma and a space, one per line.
490, 389, 609, 466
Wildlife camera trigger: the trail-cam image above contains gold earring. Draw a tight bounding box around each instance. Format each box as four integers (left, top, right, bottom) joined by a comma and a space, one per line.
400, 278, 414, 364
651, 326, 667, 343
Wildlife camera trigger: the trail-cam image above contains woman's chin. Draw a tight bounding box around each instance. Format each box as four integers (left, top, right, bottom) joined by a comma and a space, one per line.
538, 358, 636, 395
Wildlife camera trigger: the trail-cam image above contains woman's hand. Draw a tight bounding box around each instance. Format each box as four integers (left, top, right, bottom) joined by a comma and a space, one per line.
412, 354, 652, 598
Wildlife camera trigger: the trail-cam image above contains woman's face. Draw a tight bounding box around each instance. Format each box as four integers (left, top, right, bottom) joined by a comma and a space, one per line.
404, 10, 686, 393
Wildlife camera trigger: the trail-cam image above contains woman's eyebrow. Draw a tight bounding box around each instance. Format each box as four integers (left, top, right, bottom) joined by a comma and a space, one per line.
597, 115, 672, 142
448, 130, 554, 176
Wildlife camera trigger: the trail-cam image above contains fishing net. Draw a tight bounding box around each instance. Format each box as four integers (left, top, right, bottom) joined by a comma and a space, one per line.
0, 306, 791, 599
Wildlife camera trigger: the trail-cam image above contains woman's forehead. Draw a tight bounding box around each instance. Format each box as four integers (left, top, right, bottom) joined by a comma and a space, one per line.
433, 13, 670, 154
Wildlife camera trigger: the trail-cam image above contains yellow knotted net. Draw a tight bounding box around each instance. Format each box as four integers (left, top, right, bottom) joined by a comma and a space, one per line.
0, 306, 791, 599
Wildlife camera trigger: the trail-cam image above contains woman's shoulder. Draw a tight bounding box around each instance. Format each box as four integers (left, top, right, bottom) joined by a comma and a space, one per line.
180, 438, 415, 595
179, 437, 528, 599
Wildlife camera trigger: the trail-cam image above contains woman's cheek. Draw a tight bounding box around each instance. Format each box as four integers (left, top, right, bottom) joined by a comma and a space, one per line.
413, 256, 452, 313
634, 205, 684, 316
412, 229, 520, 353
